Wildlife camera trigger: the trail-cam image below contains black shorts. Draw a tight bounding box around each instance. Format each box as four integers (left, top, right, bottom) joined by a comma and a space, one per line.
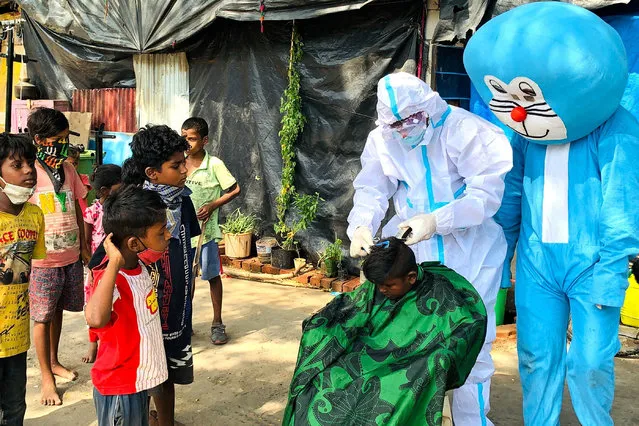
165, 339, 193, 385
167, 362, 193, 385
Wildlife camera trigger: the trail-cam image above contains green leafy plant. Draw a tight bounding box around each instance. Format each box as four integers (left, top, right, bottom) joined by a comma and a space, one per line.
275, 192, 321, 251
318, 237, 343, 278
276, 24, 305, 231
219, 209, 259, 235
321, 237, 343, 263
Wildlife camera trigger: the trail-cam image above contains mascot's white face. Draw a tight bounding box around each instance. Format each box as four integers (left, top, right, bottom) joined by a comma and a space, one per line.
484, 75, 567, 141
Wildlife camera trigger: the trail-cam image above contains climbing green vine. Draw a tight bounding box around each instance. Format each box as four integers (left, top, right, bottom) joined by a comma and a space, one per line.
275, 24, 305, 234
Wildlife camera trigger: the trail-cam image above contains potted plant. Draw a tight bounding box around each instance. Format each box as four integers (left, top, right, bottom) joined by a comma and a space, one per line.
272, 193, 320, 269
220, 209, 259, 259
319, 237, 343, 278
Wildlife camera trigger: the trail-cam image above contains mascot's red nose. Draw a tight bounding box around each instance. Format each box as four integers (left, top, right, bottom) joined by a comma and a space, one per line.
511, 106, 527, 122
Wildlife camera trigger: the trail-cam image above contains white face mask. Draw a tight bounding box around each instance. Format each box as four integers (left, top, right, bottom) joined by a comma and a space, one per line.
0, 177, 35, 205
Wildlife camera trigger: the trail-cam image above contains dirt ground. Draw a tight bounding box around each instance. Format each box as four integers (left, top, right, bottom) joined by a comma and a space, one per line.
23, 277, 639, 425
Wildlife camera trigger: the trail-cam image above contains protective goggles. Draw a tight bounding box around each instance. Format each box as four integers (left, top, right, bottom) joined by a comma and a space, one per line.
386, 111, 429, 133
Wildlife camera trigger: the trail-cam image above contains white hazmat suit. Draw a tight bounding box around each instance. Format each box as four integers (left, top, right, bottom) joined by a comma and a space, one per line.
347, 72, 513, 425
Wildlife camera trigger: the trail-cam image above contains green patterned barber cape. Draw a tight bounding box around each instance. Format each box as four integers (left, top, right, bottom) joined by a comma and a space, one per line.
282, 262, 487, 426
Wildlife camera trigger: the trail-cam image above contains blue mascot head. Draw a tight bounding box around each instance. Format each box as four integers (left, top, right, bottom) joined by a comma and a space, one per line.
463, 2, 628, 145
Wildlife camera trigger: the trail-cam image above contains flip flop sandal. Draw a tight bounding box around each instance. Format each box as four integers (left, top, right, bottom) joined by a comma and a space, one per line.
210, 323, 229, 345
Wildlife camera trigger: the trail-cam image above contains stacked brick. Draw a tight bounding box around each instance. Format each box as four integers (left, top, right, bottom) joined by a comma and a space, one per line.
220, 255, 362, 293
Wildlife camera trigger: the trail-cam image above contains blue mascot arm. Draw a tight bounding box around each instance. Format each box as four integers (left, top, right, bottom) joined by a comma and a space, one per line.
592, 133, 639, 307
494, 135, 526, 289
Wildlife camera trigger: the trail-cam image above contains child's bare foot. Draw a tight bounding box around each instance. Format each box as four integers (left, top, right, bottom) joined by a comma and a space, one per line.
149, 409, 185, 426
51, 362, 78, 381
149, 410, 159, 426
82, 342, 98, 363
41, 381, 62, 406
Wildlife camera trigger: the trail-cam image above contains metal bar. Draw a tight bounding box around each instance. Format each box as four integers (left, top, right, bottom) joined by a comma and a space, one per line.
435, 71, 469, 76
95, 123, 115, 166
5, 27, 13, 132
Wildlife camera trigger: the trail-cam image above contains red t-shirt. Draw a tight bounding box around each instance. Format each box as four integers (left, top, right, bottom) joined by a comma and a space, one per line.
90, 262, 168, 395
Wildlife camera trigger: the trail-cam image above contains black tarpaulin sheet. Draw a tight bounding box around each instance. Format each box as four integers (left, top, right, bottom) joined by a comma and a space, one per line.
22, 13, 136, 101
187, 2, 421, 263
434, 0, 631, 43
18, 0, 386, 52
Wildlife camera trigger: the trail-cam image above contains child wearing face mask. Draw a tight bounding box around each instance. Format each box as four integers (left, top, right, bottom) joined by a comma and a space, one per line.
90, 125, 200, 426
85, 185, 169, 426
0, 134, 46, 426
27, 107, 89, 407
131, 125, 200, 426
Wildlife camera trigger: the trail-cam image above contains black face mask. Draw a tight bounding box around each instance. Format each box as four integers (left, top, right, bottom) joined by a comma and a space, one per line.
36, 136, 69, 193
36, 137, 69, 170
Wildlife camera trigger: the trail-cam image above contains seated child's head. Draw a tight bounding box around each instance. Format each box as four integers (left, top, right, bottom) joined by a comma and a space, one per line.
90, 164, 122, 202
0, 134, 37, 205
27, 108, 70, 169
181, 117, 209, 156
65, 145, 81, 169
130, 125, 189, 187
102, 185, 170, 258
121, 158, 146, 186
362, 237, 418, 300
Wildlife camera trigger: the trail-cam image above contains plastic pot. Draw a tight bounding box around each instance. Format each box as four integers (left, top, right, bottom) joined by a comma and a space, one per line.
272, 248, 295, 270
256, 237, 278, 264
224, 232, 252, 259
323, 259, 339, 278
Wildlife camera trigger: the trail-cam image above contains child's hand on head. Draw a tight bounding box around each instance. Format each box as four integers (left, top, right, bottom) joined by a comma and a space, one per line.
103, 233, 125, 269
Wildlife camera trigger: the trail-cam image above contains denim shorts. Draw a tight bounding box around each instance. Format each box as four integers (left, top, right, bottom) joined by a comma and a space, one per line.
191, 240, 221, 281
93, 387, 149, 426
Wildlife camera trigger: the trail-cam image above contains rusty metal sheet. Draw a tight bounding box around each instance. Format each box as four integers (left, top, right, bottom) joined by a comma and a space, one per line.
72, 88, 137, 132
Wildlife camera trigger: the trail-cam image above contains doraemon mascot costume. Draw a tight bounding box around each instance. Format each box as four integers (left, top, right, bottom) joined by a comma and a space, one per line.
347, 72, 513, 425
464, 3, 639, 425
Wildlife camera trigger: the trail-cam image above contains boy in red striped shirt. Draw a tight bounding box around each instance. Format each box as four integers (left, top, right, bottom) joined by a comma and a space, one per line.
85, 185, 170, 425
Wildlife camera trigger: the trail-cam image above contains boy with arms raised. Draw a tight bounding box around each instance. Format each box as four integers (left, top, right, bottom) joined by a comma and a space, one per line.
0, 135, 45, 425
182, 117, 240, 345
85, 185, 169, 425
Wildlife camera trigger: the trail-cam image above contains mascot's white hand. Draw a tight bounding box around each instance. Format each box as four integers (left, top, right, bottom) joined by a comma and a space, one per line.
399, 214, 437, 246
349, 227, 374, 258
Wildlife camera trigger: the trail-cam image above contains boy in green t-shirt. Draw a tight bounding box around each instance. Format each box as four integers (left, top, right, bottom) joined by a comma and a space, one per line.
182, 117, 240, 345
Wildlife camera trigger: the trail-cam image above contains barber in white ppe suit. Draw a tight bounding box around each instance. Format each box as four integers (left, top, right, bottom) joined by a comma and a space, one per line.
347, 72, 513, 425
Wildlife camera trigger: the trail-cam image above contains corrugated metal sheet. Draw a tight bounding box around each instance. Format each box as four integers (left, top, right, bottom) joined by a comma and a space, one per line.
72, 88, 137, 133
134, 53, 189, 132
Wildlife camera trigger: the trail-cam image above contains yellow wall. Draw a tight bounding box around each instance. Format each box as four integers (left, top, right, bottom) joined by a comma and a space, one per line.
0, 13, 26, 132
0, 59, 23, 131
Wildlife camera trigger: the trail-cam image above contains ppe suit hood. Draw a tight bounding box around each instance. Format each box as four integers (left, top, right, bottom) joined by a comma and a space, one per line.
376, 72, 449, 126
